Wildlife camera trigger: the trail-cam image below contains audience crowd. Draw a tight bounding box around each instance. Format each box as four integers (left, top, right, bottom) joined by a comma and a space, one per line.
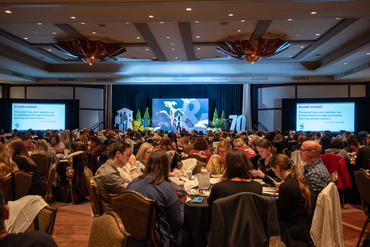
0, 126, 369, 247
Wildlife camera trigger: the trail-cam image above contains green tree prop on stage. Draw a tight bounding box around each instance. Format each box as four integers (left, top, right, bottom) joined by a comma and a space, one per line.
212, 109, 219, 128
143, 107, 150, 126
220, 110, 226, 129
136, 110, 142, 122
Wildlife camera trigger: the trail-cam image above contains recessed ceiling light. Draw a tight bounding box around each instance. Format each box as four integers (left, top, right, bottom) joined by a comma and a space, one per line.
52, 32, 57, 34
24, 37, 28, 40
198, 57, 201, 58
166, 36, 170, 39
160, 22, 164, 24
195, 21, 199, 23
149, 15, 154, 18
300, 46, 304, 48
237, 30, 241, 32
171, 43, 175, 45
228, 57, 231, 58
146, 48, 149, 51
289, 56, 292, 57
137, 36, 141, 39
81, 22, 85, 25
126, 22, 129, 24
197, 48, 201, 50
186, 8, 192, 11
152, 57, 156, 59
344, 63, 347, 65
5, 10, 12, 14
48, 49, 51, 51
281, 29, 285, 31
335, 18, 341, 20
367, 53, 370, 55
92, 32, 96, 34
175, 57, 178, 59
37, 23, 42, 25
296, 34, 300, 36
287, 19, 293, 21
311, 11, 317, 15
315, 33, 320, 36
241, 20, 245, 22
171, 48, 175, 50
196, 36, 200, 38
228, 14, 234, 17
70, 16, 76, 19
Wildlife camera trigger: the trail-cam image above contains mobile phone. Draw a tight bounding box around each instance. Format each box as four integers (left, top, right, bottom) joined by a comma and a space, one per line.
193, 197, 204, 203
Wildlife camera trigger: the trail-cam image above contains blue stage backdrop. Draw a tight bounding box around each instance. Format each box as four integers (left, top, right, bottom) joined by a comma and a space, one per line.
112, 84, 243, 127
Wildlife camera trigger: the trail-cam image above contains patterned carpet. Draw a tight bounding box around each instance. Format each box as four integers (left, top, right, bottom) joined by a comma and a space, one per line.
50, 200, 368, 247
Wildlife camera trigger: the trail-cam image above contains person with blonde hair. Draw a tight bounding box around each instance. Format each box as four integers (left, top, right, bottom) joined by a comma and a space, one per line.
270, 154, 315, 247
206, 140, 231, 174
252, 139, 280, 185
6, 139, 44, 196
135, 142, 153, 174
233, 138, 257, 160
0, 143, 18, 178
32, 139, 59, 165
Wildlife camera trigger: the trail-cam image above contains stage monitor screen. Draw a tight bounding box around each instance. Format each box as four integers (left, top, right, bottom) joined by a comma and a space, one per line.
152, 98, 208, 131
11, 103, 66, 131
296, 102, 354, 132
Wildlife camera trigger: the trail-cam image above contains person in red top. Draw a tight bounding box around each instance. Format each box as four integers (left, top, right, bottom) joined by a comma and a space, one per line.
233, 138, 256, 160
189, 137, 212, 162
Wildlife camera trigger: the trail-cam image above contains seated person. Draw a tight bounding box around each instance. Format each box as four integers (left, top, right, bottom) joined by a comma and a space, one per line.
233, 138, 257, 160
207, 149, 262, 206
252, 139, 280, 185
188, 138, 212, 162
94, 141, 130, 213
135, 143, 153, 175
177, 132, 190, 148
6, 139, 44, 197
47, 133, 65, 153
0, 189, 58, 247
270, 154, 315, 247
88, 136, 104, 157
206, 140, 231, 174
0, 143, 18, 177
32, 139, 59, 166
117, 153, 139, 183
154, 137, 172, 151
127, 150, 187, 247
22, 135, 35, 153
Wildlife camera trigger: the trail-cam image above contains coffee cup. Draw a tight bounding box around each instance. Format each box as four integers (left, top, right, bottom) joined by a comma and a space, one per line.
186, 170, 192, 179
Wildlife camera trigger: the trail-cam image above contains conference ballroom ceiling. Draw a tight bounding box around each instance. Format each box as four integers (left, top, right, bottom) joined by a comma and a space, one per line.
0, 0, 369, 85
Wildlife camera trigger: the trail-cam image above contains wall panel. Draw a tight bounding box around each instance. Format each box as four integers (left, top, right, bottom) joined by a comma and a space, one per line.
10, 87, 25, 99
258, 86, 295, 109
258, 109, 282, 131
79, 110, 103, 131
297, 85, 348, 98
27, 87, 73, 99
75, 87, 103, 109
350, 85, 366, 97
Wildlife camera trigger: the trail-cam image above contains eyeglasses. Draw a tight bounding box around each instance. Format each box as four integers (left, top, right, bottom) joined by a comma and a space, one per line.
300, 149, 313, 152
145, 150, 153, 154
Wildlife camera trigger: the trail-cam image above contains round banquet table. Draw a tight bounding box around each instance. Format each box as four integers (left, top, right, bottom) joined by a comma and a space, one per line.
184, 197, 212, 247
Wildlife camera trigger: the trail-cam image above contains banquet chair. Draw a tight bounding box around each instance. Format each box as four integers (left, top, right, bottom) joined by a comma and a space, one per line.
310, 182, 344, 247
25, 206, 57, 235
0, 170, 33, 204
44, 163, 56, 203
208, 192, 280, 247
88, 211, 131, 247
109, 190, 160, 247
31, 154, 51, 181
183, 154, 207, 163
183, 144, 194, 154
354, 169, 370, 247
83, 167, 102, 217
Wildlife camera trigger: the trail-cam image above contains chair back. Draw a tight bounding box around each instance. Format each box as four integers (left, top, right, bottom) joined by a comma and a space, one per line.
109, 190, 159, 247
0, 170, 33, 203
44, 163, 56, 203
88, 211, 130, 247
355, 169, 370, 215
83, 167, 103, 216
183, 144, 194, 154
31, 154, 51, 179
25, 206, 57, 235
183, 154, 207, 163
208, 192, 279, 247
212, 142, 220, 148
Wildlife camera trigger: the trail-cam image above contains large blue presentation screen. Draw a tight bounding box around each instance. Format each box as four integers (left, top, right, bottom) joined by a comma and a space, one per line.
296, 102, 355, 132
152, 98, 208, 131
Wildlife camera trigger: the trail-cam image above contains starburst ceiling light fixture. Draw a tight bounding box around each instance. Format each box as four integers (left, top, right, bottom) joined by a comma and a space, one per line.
53, 39, 127, 65
217, 38, 291, 63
